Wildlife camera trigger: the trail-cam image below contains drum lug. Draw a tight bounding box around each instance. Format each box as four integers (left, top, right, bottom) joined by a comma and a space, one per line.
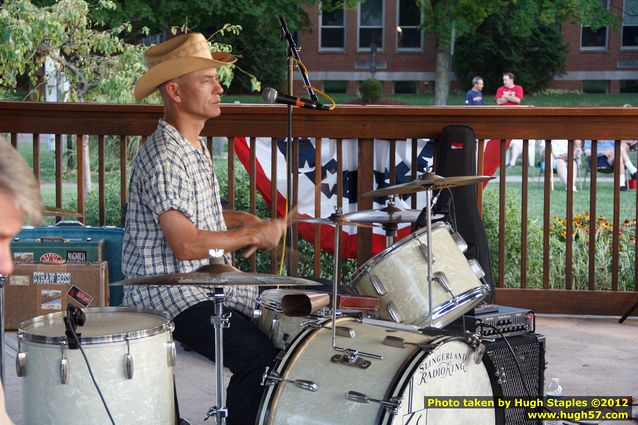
433, 272, 455, 301
418, 243, 435, 264
386, 302, 402, 323
15, 352, 27, 378
124, 337, 134, 379
330, 346, 380, 369
451, 231, 469, 253
346, 390, 403, 415
60, 343, 69, 385
60, 358, 69, 385
260, 367, 318, 392
251, 309, 263, 320
467, 259, 486, 279
366, 269, 387, 296
167, 341, 177, 367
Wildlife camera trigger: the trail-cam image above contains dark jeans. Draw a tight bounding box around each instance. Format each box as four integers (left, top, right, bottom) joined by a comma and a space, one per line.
173, 301, 279, 425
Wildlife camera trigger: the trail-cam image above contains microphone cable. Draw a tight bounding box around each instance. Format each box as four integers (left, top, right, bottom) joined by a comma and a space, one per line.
67, 324, 117, 425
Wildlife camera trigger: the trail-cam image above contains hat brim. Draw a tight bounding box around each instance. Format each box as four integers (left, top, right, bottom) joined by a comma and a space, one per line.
134, 52, 236, 101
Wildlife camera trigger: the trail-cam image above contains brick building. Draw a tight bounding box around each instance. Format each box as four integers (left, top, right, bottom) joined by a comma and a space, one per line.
293, 0, 638, 96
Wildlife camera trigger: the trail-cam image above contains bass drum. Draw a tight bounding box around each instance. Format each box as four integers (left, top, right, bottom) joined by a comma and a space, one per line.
257, 317, 501, 425
17, 307, 176, 425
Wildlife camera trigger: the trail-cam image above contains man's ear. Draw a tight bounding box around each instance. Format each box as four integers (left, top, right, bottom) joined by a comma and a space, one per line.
164, 81, 182, 103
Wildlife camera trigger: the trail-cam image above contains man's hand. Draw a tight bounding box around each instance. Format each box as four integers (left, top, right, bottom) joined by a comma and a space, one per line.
249, 219, 286, 251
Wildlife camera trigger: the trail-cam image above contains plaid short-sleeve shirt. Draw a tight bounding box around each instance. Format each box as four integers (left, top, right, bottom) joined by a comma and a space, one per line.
121, 119, 258, 318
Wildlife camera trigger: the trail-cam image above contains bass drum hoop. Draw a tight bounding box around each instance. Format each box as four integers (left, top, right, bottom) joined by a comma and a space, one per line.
17, 307, 173, 345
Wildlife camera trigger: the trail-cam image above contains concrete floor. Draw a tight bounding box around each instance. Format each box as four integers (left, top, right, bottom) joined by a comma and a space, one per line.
3, 315, 637, 424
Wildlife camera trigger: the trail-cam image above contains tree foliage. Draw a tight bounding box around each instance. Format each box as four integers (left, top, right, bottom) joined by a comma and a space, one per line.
421, 0, 614, 104
454, 1, 570, 95
0, 0, 252, 102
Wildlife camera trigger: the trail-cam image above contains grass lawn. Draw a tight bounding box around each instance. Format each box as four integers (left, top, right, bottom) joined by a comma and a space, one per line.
222, 92, 638, 107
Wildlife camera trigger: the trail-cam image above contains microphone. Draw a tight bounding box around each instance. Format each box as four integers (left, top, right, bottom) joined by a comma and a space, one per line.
262, 87, 330, 111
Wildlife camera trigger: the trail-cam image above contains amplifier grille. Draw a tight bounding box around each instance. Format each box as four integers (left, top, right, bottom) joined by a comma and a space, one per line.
483, 333, 546, 425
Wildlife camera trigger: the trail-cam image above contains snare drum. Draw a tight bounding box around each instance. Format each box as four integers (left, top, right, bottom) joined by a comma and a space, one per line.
350, 222, 490, 327
257, 317, 500, 425
256, 289, 326, 349
17, 307, 176, 425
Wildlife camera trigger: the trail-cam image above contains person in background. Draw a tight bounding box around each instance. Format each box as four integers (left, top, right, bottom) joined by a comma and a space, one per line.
583, 139, 636, 191
123, 33, 285, 424
539, 140, 582, 191
496, 72, 525, 168
0, 139, 43, 425
465, 76, 484, 105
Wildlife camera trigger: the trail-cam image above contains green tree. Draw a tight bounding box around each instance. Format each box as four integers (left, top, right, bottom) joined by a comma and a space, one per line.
422, 0, 614, 105
454, 2, 569, 96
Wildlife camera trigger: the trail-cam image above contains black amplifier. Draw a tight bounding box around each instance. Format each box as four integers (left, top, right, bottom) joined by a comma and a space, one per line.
448, 305, 535, 338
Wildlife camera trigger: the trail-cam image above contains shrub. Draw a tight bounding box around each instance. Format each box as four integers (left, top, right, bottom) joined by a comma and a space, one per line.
359, 78, 382, 103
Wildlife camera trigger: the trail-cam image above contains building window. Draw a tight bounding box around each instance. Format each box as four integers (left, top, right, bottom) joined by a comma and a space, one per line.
358, 0, 384, 51
581, 0, 609, 50
397, 0, 422, 50
620, 80, 638, 92
582, 80, 608, 94
323, 80, 348, 93
622, 0, 638, 48
581, 26, 608, 49
320, 2, 345, 50
394, 81, 418, 94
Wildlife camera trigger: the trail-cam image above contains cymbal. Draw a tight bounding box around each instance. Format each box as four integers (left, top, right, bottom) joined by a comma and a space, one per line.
110, 264, 320, 287
293, 212, 378, 228
363, 172, 494, 198
345, 207, 443, 224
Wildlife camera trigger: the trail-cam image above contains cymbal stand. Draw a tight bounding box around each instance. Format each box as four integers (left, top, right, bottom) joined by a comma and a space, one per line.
204, 251, 231, 424
381, 222, 398, 247
424, 187, 434, 327
330, 213, 382, 363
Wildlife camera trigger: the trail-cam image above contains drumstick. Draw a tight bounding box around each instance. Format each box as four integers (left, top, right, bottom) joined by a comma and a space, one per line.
241, 207, 298, 258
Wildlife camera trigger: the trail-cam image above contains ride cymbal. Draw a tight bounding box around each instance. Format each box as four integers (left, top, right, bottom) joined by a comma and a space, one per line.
363, 172, 494, 198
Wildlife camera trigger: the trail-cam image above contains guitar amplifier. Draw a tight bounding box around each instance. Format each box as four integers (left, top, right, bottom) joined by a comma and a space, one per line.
483, 333, 546, 425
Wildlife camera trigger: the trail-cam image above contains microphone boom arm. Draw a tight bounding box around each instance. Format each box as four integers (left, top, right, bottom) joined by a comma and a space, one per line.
279, 16, 317, 101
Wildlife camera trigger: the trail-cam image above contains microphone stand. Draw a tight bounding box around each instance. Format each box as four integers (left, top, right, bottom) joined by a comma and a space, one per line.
279, 16, 316, 275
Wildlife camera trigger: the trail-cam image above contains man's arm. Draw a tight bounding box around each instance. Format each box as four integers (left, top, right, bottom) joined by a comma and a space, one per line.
159, 209, 284, 260
223, 210, 262, 229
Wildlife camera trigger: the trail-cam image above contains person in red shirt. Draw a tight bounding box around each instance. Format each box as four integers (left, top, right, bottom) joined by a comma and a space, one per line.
496, 72, 524, 106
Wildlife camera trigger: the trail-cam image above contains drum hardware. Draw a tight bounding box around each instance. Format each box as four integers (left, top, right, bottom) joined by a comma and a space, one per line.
167, 339, 177, 367
124, 337, 134, 380
261, 367, 318, 392
330, 346, 384, 369
59, 342, 69, 384
365, 269, 387, 296
451, 230, 469, 253
330, 352, 371, 369
346, 390, 403, 415
433, 271, 455, 300
468, 259, 486, 279
386, 302, 402, 323
203, 249, 231, 424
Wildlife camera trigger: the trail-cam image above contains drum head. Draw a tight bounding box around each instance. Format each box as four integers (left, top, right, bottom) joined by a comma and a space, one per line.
18, 307, 172, 345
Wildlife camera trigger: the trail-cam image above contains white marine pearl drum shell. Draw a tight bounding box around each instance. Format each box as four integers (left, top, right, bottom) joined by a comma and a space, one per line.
351, 222, 488, 327
257, 289, 326, 349
257, 318, 496, 425
18, 307, 175, 425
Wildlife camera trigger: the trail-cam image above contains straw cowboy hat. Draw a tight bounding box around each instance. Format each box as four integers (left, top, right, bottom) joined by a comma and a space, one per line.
134, 32, 237, 100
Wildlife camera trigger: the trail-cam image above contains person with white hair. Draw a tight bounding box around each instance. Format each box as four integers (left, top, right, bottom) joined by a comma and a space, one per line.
0, 139, 43, 425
